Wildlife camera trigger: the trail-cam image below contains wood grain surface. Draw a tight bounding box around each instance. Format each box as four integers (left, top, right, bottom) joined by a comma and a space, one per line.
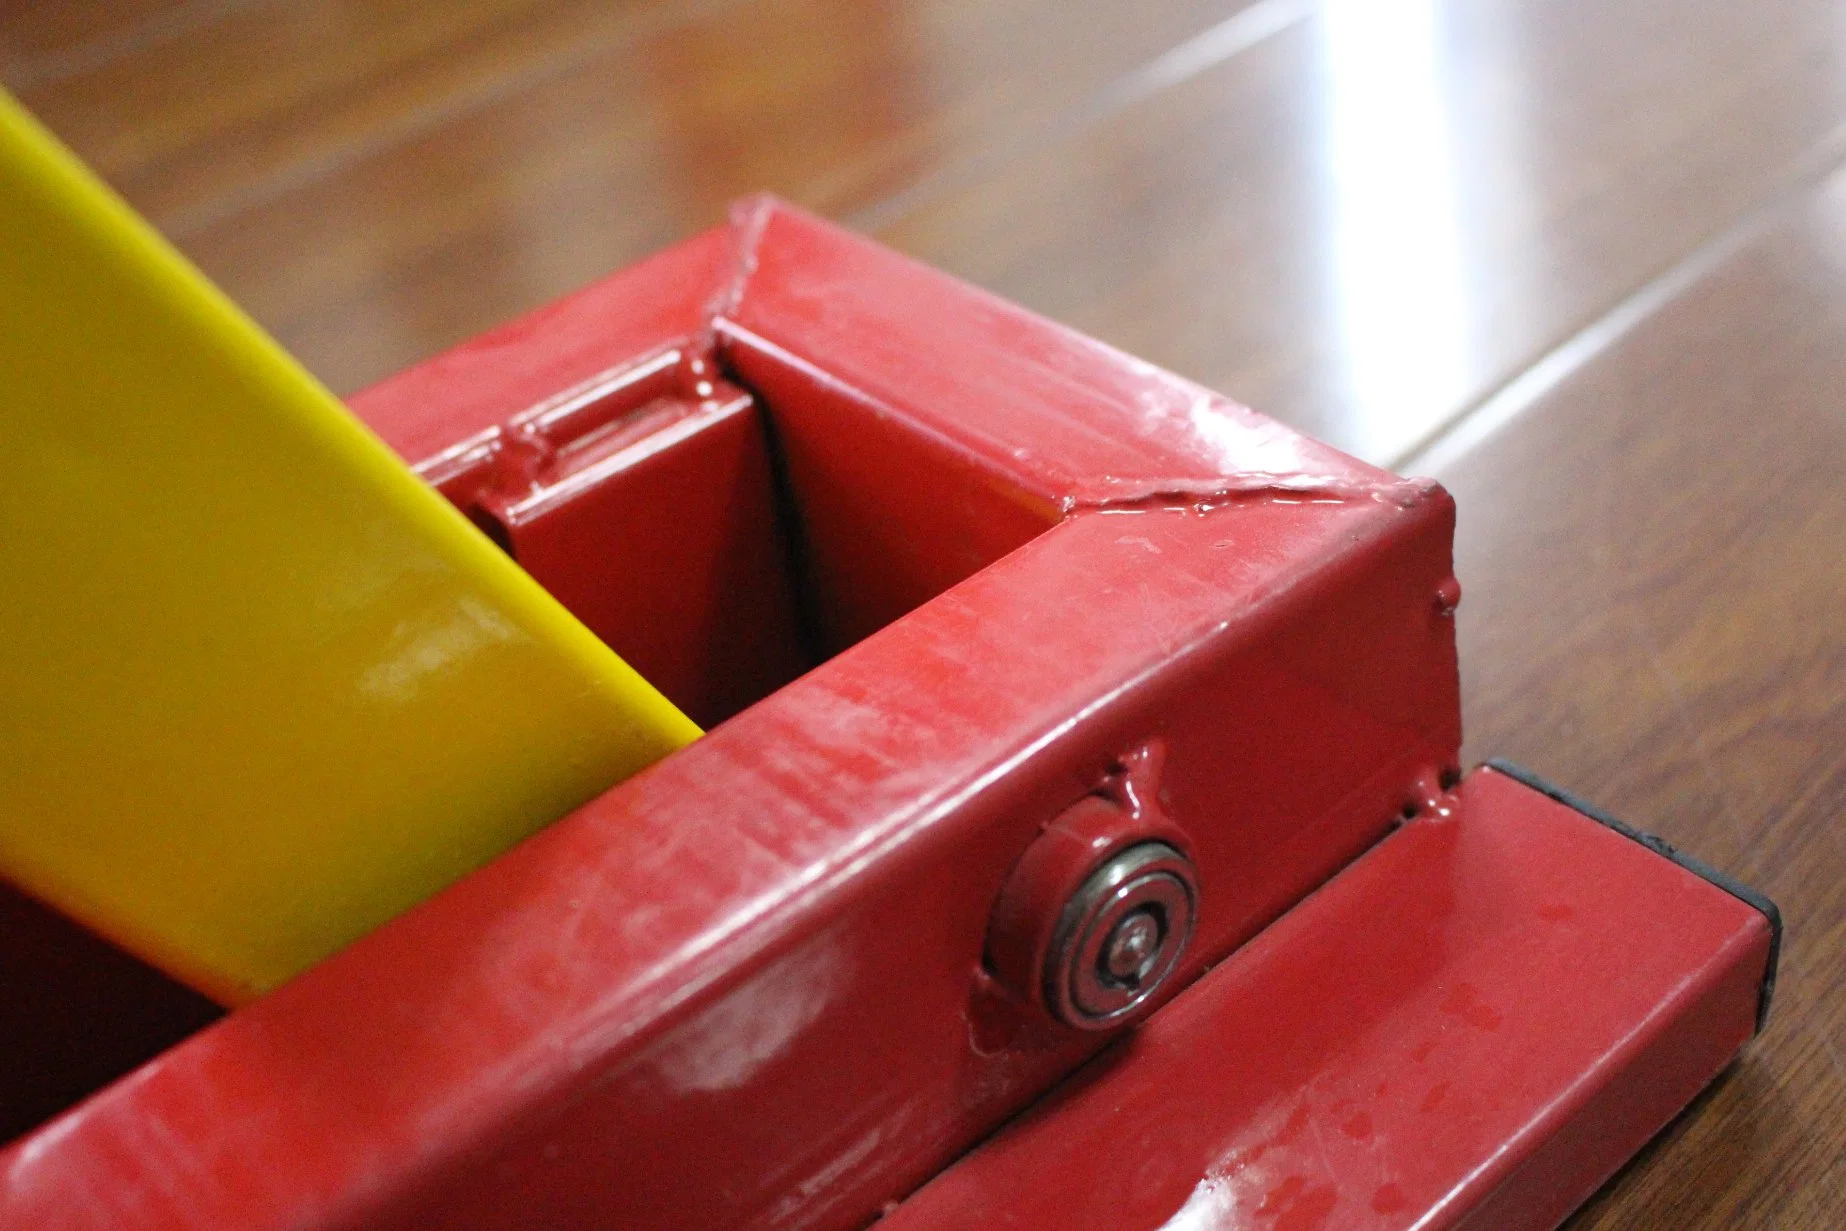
6, 0, 1844, 1224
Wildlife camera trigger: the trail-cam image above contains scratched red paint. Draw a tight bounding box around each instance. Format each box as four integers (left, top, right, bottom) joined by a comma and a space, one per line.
1440, 982, 1504, 1032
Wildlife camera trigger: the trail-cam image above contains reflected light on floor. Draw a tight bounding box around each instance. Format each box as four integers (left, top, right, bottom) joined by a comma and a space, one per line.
1318, 0, 1471, 464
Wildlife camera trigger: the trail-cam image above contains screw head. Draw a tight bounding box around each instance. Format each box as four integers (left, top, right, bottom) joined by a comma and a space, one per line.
1101, 909, 1162, 983
1046, 842, 1197, 1029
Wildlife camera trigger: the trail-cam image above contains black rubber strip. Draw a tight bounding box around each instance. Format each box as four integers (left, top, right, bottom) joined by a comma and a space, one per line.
1484, 759, 1781, 1036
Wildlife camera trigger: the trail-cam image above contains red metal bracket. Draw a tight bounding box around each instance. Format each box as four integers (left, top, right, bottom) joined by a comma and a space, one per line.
881, 763, 1776, 1230
0, 199, 1772, 1231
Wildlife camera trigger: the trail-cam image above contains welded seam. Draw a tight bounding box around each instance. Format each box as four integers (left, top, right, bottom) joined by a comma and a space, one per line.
700, 194, 776, 349
1061, 473, 1432, 516
708, 199, 1414, 519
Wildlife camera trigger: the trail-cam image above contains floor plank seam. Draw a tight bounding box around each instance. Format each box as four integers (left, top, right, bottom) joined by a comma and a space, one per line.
3, 0, 270, 93
155, 0, 756, 243
844, 0, 1312, 236
1399, 116, 1846, 477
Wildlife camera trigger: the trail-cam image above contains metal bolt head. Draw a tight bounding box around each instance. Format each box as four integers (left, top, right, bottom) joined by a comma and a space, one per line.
1101, 909, 1162, 983
1046, 842, 1197, 1029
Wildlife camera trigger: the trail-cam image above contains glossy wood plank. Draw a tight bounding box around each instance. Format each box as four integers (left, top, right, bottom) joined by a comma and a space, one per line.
5, 0, 713, 226
5, 0, 1270, 398
1432, 162, 1846, 1228
17, 0, 1840, 467
880, 0, 1846, 465
0, 0, 223, 82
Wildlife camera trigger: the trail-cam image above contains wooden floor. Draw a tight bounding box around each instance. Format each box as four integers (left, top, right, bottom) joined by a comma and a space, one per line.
6, 0, 1845, 1224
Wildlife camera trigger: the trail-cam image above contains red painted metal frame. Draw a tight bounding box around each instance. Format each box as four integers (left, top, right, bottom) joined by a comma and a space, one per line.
0, 199, 1768, 1230
881, 764, 1775, 1231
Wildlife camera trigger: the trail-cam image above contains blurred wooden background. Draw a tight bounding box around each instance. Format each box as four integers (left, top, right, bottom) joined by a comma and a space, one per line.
5, 0, 1844, 1224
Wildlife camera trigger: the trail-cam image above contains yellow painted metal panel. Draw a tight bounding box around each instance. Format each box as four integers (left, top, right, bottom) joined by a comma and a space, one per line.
0, 92, 699, 1005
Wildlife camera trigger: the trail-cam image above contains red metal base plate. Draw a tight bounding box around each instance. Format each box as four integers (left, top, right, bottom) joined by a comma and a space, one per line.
882, 764, 1776, 1230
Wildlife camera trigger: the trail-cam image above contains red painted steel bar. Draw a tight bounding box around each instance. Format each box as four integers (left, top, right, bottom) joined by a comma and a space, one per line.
0, 200, 1773, 1230
881, 764, 1775, 1231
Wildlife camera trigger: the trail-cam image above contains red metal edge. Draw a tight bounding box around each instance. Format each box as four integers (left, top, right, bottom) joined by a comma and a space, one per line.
347, 224, 735, 467
1483, 758, 1781, 1035
0, 200, 1461, 1230
879, 765, 1775, 1231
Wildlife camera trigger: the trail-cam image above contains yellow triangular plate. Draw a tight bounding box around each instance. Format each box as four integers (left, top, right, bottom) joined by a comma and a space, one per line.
0, 92, 698, 1004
